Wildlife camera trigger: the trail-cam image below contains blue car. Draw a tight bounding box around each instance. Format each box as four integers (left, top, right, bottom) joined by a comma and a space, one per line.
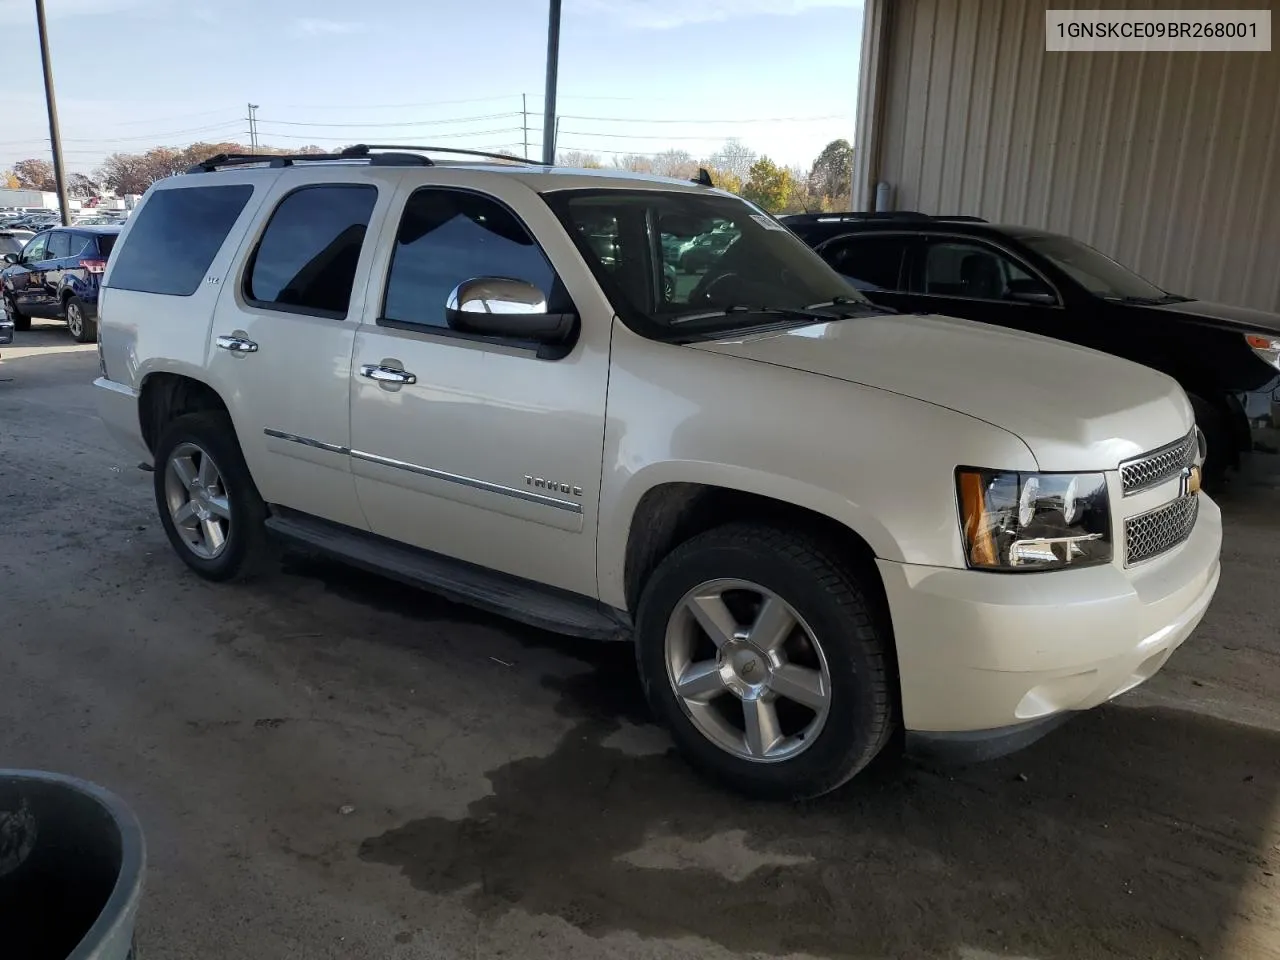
1, 225, 120, 342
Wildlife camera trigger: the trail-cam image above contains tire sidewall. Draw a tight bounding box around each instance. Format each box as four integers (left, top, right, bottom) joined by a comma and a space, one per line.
636, 530, 890, 799
153, 412, 266, 581
4, 295, 29, 331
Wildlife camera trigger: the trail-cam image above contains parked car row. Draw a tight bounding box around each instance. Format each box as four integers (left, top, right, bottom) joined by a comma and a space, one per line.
92, 149, 1223, 799
778, 211, 1280, 480
0, 224, 120, 342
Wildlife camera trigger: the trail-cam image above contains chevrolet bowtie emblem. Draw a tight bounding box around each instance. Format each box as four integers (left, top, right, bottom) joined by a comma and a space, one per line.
1179, 464, 1202, 498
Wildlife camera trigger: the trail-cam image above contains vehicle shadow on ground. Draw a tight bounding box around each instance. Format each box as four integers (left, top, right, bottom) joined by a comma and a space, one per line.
284, 557, 1276, 960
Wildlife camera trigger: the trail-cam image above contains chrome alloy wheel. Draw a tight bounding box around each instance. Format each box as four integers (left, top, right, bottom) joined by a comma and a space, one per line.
664, 578, 832, 762
66, 300, 84, 339
164, 442, 232, 560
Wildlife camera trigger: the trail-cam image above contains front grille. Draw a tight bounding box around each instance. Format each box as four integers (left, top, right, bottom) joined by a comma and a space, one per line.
1119, 430, 1198, 496
1125, 494, 1199, 566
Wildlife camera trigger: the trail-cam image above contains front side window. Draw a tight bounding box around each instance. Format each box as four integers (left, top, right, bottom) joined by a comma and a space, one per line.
1020, 232, 1171, 302
545, 189, 867, 338
22, 233, 48, 263
108, 185, 253, 296
382, 188, 557, 329
920, 240, 1046, 302
247, 184, 377, 316
45, 231, 70, 260
821, 235, 909, 291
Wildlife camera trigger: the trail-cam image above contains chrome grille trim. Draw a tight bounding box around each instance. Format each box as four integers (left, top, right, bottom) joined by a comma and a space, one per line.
1124, 494, 1199, 566
1119, 430, 1197, 496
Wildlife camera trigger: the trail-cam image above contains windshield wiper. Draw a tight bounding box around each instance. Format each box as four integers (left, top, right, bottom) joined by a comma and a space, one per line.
806, 295, 897, 315
670, 301, 875, 327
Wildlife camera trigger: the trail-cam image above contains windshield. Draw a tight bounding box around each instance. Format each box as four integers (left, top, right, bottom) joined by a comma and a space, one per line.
544, 189, 869, 337
1021, 233, 1170, 301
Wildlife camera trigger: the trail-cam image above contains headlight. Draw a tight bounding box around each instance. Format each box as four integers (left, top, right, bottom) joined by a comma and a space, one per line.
956, 468, 1111, 571
1246, 333, 1280, 371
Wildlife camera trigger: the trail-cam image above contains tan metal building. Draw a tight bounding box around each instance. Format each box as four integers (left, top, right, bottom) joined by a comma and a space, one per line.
851, 0, 1279, 311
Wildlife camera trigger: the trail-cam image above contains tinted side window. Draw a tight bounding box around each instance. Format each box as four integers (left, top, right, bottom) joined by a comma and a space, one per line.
822, 236, 907, 291
94, 234, 117, 258
108, 185, 253, 296
246, 185, 377, 316
920, 240, 1047, 302
383, 189, 556, 329
45, 231, 70, 260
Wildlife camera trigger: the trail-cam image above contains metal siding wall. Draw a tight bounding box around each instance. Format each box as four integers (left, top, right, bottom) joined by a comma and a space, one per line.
876, 0, 1280, 311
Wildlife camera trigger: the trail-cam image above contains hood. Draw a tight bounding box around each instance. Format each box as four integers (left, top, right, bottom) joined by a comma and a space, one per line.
691, 313, 1193, 472
1147, 298, 1280, 335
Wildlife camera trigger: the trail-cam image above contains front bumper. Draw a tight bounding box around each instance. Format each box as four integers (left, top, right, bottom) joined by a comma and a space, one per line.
93, 377, 150, 462
879, 493, 1222, 733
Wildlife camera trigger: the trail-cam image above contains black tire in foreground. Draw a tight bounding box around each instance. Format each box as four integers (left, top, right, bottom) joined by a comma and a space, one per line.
65, 295, 96, 343
635, 522, 896, 800
153, 411, 273, 582
4, 295, 30, 332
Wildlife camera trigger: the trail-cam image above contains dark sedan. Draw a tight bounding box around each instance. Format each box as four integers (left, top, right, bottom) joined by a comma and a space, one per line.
783, 212, 1280, 478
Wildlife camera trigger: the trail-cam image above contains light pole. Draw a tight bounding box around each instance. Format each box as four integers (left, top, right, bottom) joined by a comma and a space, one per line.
541, 0, 561, 165
34, 0, 70, 225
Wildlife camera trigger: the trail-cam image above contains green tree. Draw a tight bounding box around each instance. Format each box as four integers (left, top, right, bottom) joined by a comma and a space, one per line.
742, 156, 794, 213
702, 167, 742, 195
808, 138, 853, 208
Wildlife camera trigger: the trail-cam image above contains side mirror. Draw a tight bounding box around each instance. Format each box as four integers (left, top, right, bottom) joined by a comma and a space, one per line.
2, 253, 19, 265
445, 278, 574, 343
1006, 278, 1056, 305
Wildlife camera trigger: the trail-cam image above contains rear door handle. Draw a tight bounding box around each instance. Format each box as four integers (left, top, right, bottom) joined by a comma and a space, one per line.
216, 335, 258, 353
360, 363, 417, 385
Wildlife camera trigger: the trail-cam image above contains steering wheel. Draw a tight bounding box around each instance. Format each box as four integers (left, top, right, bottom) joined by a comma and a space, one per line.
691, 271, 741, 305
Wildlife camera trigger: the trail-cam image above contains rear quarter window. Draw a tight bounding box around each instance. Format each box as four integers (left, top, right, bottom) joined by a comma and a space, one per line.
107, 185, 253, 296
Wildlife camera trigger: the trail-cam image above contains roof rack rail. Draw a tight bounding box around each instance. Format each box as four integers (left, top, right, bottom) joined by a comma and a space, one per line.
187, 144, 543, 174
344, 144, 545, 165
779, 210, 989, 224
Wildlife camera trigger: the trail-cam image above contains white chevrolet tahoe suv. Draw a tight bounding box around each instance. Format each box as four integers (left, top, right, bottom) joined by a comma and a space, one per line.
94, 146, 1222, 799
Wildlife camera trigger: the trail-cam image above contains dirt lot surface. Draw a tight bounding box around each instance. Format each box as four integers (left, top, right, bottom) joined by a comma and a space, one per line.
2, 326, 1278, 960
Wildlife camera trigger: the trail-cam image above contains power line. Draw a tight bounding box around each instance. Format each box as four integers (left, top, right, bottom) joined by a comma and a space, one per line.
256, 127, 526, 142
559, 113, 846, 124
61, 120, 245, 143
275, 93, 523, 111
559, 128, 802, 142
253, 112, 522, 129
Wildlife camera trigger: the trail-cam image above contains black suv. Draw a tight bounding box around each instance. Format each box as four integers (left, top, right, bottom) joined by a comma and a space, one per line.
782, 212, 1280, 477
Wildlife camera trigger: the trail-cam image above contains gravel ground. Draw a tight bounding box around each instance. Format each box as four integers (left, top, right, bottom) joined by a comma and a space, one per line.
2, 325, 1278, 960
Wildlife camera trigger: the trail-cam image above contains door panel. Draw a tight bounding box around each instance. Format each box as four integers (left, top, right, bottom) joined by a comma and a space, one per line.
10, 232, 48, 311
42, 231, 71, 315
349, 184, 610, 599
206, 175, 390, 531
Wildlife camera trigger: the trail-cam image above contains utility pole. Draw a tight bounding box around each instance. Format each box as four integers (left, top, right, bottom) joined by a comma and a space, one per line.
247, 103, 259, 153
541, 0, 561, 165
522, 93, 529, 160
34, 0, 70, 226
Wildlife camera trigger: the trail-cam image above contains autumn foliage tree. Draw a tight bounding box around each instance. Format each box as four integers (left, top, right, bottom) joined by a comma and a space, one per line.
12, 158, 56, 191
742, 156, 795, 213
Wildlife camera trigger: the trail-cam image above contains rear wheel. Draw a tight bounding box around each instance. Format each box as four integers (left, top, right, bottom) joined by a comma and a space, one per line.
65, 296, 95, 343
3, 295, 29, 332
153, 411, 273, 582
635, 523, 895, 800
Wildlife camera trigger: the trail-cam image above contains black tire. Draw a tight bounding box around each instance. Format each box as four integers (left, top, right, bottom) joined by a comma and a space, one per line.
65, 295, 95, 343
153, 411, 273, 582
635, 523, 896, 800
1188, 392, 1230, 485
4, 295, 30, 332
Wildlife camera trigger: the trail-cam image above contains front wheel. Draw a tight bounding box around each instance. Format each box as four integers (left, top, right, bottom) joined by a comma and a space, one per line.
153, 411, 273, 582
635, 523, 896, 800
65, 296, 95, 343
4, 295, 30, 332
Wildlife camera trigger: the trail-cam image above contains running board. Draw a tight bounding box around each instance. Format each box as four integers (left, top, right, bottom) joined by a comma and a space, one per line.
264, 509, 631, 641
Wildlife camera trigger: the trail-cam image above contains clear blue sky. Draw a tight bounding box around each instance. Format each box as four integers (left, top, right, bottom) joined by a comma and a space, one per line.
0, 0, 862, 177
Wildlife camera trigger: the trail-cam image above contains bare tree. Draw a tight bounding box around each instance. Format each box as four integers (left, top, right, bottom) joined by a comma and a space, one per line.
557, 150, 603, 169
67, 173, 100, 198
611, 154, 653, 174
12, 159, 56, 191
651, 149, 696, 179
708, 139, 756, 183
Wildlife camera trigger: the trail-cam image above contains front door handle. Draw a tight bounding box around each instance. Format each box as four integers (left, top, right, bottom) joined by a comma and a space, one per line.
216, 335, 258, 353
360, 363, 417, 385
